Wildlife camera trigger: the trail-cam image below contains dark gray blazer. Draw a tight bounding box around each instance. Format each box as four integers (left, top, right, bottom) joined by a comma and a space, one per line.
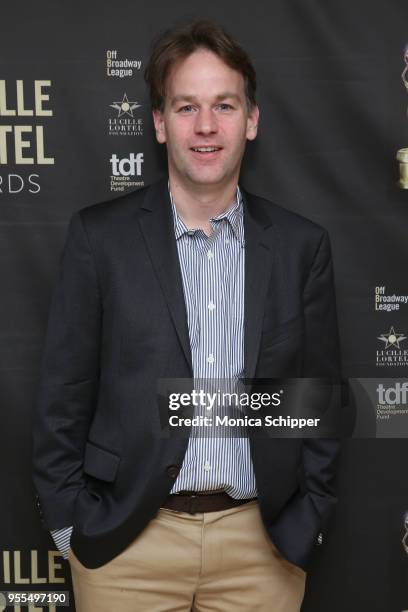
32, 178, 342, 570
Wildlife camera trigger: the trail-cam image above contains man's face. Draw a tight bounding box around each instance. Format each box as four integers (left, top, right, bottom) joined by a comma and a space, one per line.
152, 49, 259, 189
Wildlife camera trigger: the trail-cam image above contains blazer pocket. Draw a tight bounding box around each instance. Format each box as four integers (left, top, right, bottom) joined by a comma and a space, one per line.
262, 315, 304, 347
83, 440, 121, 483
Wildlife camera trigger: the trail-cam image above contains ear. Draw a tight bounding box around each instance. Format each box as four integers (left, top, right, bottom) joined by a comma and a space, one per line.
246, 104, 259, 141
152, 109, 166, 144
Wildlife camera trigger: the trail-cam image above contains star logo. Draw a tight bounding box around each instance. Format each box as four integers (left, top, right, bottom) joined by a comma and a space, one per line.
377, 326, 407, 349
110, 93, 141, 117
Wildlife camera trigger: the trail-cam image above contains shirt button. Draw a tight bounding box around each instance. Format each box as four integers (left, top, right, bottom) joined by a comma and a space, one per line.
208, 301, 216, 311
225, 239, 230, 245
207, 354, 215, 364
203, 461, 211, 472
207, 250, 214, 260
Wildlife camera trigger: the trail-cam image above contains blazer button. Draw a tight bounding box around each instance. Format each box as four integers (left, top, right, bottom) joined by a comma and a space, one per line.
35, 496, 43, 516
166, 465, 180, 479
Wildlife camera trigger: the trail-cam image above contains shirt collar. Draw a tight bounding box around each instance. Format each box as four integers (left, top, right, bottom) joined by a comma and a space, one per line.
169, 182, 244, 245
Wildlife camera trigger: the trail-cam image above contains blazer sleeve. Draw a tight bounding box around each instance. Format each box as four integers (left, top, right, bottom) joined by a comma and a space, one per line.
268, 229, 343, 570
32, 211, 102, 530
300, 229, 342, 530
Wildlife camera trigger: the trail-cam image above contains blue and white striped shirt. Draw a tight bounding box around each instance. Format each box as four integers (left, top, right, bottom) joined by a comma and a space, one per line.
169, 185, 257, 499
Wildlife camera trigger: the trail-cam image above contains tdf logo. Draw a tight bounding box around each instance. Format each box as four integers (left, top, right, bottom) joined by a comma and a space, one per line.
110, 152, 143, 176
376, 382, 408, 405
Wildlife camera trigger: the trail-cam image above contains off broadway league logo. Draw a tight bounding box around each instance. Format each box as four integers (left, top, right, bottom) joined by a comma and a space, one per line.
110, 93, 141, 117
378, 326, 407, 349
376, 326, 408, 367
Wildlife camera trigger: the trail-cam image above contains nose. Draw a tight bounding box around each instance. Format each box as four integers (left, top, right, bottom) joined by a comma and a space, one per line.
194, 107, 217, 135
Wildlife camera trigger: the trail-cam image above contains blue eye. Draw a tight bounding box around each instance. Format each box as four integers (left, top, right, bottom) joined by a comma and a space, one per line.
178, 105, 195, 113
218, 103, 233, 111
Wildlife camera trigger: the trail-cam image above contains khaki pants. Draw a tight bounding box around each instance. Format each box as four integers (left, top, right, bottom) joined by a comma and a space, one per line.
69, 500, 306, 612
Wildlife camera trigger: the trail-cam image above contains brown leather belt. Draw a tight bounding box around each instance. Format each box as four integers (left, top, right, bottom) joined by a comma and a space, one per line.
162, 491, 257, 514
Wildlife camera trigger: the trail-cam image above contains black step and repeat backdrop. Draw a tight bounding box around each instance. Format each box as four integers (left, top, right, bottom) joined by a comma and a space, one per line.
1, 1, 408, 610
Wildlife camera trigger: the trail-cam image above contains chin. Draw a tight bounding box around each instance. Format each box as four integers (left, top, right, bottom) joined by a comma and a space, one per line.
186, 170, 231, 186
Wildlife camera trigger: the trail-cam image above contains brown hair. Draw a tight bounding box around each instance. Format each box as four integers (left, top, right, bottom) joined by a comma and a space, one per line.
144, 20, 257, 113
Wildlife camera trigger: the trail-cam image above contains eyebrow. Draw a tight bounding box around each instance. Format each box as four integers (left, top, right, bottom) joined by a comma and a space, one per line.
170, 92, 242, 106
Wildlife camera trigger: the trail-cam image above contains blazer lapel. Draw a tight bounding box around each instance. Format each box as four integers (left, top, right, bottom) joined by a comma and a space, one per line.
136, 180, 275, 381
137, 179, 193, 374
242, 189, 276, 380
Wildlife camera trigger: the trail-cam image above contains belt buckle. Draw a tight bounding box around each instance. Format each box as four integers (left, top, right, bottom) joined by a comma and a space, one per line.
188, 494, 198, 514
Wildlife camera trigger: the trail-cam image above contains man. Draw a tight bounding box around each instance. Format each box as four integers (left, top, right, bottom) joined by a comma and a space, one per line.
32, 20, 341, 612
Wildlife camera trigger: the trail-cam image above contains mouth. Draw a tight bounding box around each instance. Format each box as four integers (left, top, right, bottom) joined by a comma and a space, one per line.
190, 146, 223, 158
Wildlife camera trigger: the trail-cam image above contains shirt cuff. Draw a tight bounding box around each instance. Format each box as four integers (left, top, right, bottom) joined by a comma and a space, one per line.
50, 526, 73, 559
